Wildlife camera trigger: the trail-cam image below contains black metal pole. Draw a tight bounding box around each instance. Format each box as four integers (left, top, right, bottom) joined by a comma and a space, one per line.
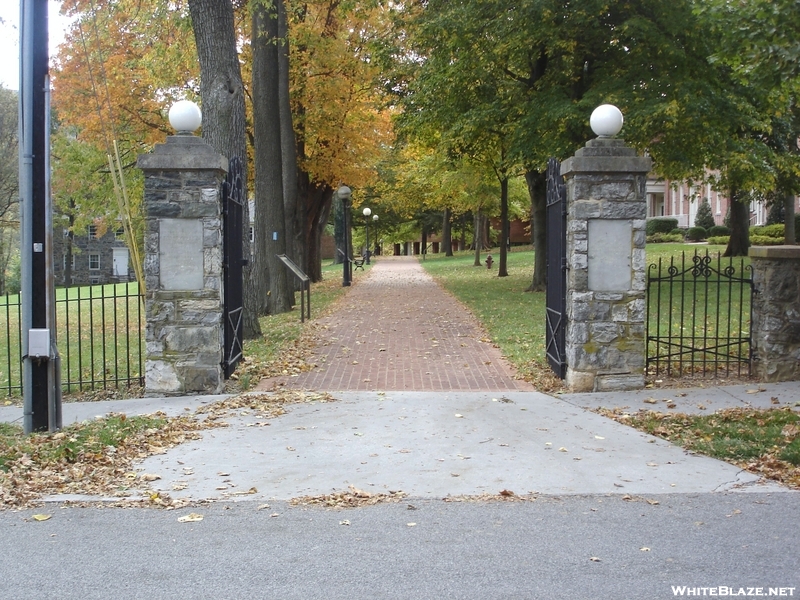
364, 217, 370, 264
21, 0, 53, 432
342, 197, 351, 287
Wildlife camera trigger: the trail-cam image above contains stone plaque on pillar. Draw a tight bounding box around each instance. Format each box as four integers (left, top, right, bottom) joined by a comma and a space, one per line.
560, 108, 652, 392
137, 107, 229, 396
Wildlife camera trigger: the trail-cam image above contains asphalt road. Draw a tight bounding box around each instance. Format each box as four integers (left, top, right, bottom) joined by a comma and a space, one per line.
1, 494, 798, 600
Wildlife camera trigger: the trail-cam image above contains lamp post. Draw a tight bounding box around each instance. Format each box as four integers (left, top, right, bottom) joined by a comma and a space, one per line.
362, 207, 372, 264
338, 185, 352, 286
372, 214, 379, 256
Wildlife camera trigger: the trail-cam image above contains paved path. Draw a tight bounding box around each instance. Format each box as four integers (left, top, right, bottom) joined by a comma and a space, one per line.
259, 256, 533, 392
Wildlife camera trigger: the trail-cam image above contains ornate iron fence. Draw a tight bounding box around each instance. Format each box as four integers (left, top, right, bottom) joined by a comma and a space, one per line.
646, 250, 752, 378
0, 282, 144, 396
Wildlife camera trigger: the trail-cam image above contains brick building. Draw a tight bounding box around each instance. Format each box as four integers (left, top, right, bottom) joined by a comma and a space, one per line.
53, 224, 133, 286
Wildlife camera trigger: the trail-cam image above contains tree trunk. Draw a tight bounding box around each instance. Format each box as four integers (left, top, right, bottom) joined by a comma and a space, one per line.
278, 0, 302, 285
524, 169, 546, 292
187, 0, 260, 336
724, 187, 750, 257
442, 208, 452, 256
784, 194, 796, 244
252, 1, 292, 314
421, 226, 428, 256
300, 174, 333, 282
498, 175, 509, 277
473, 210, 482, 266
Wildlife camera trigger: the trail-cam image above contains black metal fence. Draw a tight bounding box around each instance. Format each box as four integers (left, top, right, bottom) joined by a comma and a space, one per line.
0, 282, 144, 396
646, 250, 753, 378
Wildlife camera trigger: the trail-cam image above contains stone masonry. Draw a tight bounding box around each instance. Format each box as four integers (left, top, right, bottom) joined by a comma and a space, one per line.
137, 135, 228, 395
749, 245, 800, 382
560, 138, 652, 392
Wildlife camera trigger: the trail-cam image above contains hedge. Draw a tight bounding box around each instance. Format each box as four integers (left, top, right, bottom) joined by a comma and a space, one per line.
646, 217, 678, 236
686, 226, 707, 242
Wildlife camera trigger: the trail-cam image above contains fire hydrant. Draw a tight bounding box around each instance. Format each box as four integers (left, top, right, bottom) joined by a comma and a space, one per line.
485, 254, 493, 269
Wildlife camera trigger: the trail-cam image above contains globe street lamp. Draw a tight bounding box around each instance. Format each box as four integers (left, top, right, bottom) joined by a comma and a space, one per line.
338, 185, 352, 287
362, 207, 372, 264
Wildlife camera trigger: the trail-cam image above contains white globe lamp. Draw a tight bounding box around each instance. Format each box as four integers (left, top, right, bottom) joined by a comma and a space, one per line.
169, 100, 202, 135
590, 104, 623, 138
362, 207, 371, 217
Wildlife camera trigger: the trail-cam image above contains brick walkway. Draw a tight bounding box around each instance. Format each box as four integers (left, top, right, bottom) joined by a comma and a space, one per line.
262, 256, 534, 392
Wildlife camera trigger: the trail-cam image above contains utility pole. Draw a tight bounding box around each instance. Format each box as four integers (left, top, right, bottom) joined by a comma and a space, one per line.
20, 0, 61, 433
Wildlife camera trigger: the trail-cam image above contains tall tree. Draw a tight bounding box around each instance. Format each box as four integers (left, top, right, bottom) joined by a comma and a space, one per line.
700, 0, 800, 251
187, 0, 260, 336
252, 0, 292, 314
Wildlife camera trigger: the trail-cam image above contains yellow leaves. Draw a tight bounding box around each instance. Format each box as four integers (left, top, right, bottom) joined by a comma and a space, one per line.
32, 514, 52, 522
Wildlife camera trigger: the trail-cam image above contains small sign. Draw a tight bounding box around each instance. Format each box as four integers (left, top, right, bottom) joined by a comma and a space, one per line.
160, 219, 204, 290
588, 219, 632, 291
33, 243, 43, 252
272, 232, 278, 241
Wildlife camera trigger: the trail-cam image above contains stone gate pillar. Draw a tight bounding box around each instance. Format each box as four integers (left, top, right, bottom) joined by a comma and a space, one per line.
749, 246, 800, 382
560, 105, 652, 392
137, 101, 228, 395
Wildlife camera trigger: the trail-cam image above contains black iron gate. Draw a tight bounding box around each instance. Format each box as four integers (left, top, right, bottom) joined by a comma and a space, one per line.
545, 158, 568, 379
646, 250, 753, 378
222, 156, 245, 378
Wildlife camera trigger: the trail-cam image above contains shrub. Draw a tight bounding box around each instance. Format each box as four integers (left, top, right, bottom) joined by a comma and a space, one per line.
646, 233, 684, 244
707, 236, 730, 245
686, 226, 707, 242
646, 217, 678, 236
750, 235, 784, 246
795, 213, 800, 235
670, 228, 686, 236
750, 223, 784, 239
694, 199, 716, 230
708, 225, 730, 237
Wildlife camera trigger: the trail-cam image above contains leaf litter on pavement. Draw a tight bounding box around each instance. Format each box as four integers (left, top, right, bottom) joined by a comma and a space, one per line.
0, 390, 336, 509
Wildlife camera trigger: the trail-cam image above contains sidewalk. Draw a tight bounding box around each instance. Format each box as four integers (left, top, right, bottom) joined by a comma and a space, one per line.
257, 256, 533, 392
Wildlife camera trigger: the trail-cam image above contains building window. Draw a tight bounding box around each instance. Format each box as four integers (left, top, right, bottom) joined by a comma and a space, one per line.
88, 224, 98, 239
249, 226, 254, 242
90, 277, 100, 285
89, 254, 100, 270
115, 227, 125, 240
62, 255, 75, 270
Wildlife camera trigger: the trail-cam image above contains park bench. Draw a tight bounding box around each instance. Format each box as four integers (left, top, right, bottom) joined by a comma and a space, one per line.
352, 255, 366, 271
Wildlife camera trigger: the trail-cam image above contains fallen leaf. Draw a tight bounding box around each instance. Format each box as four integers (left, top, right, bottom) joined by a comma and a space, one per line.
286, 446, 296, 451
589, 557, 601, 562
257, 504, 271, 510
32, 514, 51, 522
499, 489, 515, 497
140, 473, 161, 482
407, 522, 416, 527
340, 520, 351, 526
270, 513, 280, 518
218, 472, 230, 477
622, 494, 633, 501
559, 447, 568, 452
640, 547, 651, 552
454, 414, 464, 418
771, 397, 780, 404
646, 462, 658, 467
594, 436, 605, 440
643, 398, 658, 405
646, 499, 660, 505
667, 403, 677, 409
177, 513, 203, 523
